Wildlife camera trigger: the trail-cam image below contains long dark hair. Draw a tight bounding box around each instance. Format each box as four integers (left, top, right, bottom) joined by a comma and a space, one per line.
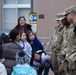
0, 34, 10, 43
18, 16, 26, 25
0, 39, 3, 46
0, 45, 3, 59
26, 30, 34, 42
30, 50, 46, 66
16, 16, 26, 30
9, 29, 19, 42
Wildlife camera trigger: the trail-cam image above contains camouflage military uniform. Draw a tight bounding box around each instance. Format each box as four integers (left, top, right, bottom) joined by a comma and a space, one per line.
59, 51, 76, 75
62, 23, 76, 57
61, 25, 70, 57
67, 23, 76, 53
58, 23, 76, 75
52, 24, 64, 75
59, 6, 76, 75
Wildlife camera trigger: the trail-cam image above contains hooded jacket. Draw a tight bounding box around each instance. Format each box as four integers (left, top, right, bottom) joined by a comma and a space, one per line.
30, 35, 44, 52
11, 63, 37, 75
0, 62, 7, 75
3, 42, 22, 75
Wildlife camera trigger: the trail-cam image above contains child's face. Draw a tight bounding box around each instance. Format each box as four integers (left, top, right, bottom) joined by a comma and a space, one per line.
15, 34, 20, 41
34, 53, 40, 60
21, 33, 26, 41
29, 32, 35, 40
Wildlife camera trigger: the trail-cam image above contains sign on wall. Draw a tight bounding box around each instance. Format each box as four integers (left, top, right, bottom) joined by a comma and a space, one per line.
29, 12, 37, 34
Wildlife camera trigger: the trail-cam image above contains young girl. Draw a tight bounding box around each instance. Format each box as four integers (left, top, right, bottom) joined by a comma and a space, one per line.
31, 50, 52, 75
0, 43, 7, 75
26, 30, 44, 75
3, 29, 21, 75
26, 30, 44, 53
18, 32, 32, 58
0, 39, 5, 63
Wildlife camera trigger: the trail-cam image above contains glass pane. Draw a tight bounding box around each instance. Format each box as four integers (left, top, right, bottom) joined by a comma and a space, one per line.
18, 0, 31, 4
3, 8, 17, 21
3, 22, 17, 33
4, 0, 17, 4
18, 8, 31, 23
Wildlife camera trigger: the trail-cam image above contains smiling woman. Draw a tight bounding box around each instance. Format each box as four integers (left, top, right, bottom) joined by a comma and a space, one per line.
14, 16, 32, 34
2, 0, 31, 33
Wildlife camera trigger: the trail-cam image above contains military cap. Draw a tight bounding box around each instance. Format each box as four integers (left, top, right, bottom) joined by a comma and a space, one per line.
64, 6, 76, 15
55, 12, 66, 21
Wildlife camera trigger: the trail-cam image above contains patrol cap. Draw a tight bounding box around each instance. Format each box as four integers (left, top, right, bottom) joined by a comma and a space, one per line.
64, 6, 76, 16
55, 12, 66, 21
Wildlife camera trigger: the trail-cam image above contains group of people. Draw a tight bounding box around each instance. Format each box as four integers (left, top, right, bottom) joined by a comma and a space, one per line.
0, 5, 76, 75
0, 16, 52, 75
52, 6, 76, 75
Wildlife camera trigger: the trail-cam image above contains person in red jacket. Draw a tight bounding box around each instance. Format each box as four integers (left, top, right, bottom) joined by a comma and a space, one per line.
14, 16, 32, 34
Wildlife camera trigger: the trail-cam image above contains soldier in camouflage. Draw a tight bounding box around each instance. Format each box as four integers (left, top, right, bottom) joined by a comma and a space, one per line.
59, 6, 76, 75
52, 13, 65, 75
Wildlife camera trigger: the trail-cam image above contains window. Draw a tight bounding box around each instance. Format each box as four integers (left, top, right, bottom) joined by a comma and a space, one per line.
18, 0, 31, 4
4, 0, 16, 4
2, 0, 31, 33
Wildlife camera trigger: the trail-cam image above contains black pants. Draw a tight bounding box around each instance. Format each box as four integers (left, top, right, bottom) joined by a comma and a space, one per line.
38, 66, 50, 75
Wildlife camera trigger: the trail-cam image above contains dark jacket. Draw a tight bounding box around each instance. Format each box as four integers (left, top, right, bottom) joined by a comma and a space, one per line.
30, 35, 44, 52
3, 42, 21, 75
14, 23, 32, 33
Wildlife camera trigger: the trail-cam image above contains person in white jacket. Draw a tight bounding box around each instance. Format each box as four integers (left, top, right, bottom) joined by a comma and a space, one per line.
0, 62, 7, 75
0, 44, 7, 75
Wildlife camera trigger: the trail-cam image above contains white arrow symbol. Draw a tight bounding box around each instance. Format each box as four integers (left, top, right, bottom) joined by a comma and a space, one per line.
34, 16, 37, 20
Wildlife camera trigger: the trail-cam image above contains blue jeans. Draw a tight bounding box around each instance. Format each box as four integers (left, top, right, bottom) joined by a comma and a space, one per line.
38, 67, 44, 75
44, 66, 50, 75
38, 66, 50, 75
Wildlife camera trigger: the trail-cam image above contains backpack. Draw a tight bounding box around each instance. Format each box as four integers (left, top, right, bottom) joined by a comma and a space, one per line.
58, 51, 76, 75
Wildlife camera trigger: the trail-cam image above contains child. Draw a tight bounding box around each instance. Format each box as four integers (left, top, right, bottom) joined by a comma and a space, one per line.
26, 30, 44, 53
17, 32, 32, 58
0, 44, 7, 75
3, 29, 21, 75
0, 34, 10, 44
11, 50, 37, 75
0, 39, 5, 63
31, 50, 52, 75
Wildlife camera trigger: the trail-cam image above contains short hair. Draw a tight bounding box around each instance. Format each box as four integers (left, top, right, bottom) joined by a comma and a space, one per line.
9, 29, 19, 41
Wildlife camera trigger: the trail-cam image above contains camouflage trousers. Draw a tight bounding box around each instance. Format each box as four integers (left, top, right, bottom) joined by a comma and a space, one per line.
52, 49, 62, 75
58, 51, 76, 75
